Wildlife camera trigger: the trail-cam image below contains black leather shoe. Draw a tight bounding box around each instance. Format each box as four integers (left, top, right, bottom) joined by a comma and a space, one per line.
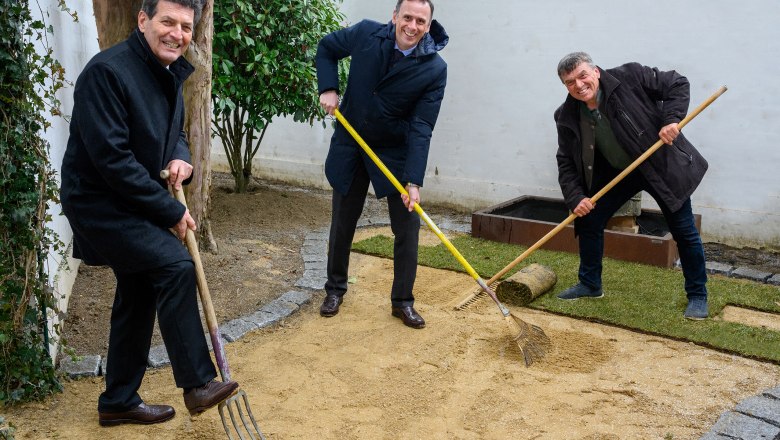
320, 293, 343, 317
183, 380, 239, 416
391, 306, 426, 329
99, 402, 175, 426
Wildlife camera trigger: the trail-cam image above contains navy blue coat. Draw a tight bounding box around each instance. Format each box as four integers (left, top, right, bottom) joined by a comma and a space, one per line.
315, 19, 448, 198
554, 63, 708, 213
60, 29, 193, 272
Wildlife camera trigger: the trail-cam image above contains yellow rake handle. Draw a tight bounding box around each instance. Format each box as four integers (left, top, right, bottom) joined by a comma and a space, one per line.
333, 109, 484, 283
483, 85, 728, 286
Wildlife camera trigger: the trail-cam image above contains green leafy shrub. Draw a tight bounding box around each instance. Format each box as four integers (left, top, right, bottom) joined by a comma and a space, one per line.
212, 0, 347, 192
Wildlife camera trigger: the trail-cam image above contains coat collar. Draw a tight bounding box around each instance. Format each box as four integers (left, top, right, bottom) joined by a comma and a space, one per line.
596, 66, 620, 103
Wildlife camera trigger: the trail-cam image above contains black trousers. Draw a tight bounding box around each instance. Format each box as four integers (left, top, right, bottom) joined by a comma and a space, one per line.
325, 161, 420, 307
98, 260, 216, 413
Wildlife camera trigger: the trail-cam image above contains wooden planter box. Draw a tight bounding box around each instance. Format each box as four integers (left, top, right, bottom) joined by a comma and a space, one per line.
471, 196, 702, 268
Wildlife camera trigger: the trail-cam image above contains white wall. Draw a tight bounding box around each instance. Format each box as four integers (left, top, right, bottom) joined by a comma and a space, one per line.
35, 0, 99, 357
232, 0, 780, 249
42, 1, 780, 343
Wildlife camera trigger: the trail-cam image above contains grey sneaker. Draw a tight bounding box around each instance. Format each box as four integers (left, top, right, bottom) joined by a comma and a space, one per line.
684, 297, 708, 320
557, 283, 604, 300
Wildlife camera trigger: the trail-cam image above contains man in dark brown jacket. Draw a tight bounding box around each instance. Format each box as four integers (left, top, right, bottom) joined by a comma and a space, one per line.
553, 52, 709, 320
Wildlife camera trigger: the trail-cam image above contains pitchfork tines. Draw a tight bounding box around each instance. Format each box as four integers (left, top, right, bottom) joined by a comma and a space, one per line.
219, 389, 266, 440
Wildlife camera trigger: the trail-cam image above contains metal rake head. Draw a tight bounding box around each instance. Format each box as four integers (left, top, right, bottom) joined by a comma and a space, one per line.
454, 280, 501, 310
510, 313, 551, 366
454, 290, 487, 310
218, 389, 266, 440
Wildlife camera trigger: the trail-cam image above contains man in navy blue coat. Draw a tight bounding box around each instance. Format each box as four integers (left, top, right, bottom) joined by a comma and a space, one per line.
315, 0, 448, 329
61, 0, 237, 426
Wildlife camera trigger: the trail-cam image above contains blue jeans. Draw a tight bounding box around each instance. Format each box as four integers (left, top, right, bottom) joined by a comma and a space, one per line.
575, 172, 708, 299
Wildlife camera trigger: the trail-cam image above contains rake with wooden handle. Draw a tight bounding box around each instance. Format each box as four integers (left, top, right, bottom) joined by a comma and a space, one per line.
161, 170, 266, 440
333, 109, 550, 365
454, 85, 728, 310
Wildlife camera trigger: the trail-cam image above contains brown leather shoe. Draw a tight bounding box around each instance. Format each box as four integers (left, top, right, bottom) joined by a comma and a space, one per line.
183, 380, 239, 416
391, 306, 425, 329
320, 293, 343, 317
98, 402, 175, 426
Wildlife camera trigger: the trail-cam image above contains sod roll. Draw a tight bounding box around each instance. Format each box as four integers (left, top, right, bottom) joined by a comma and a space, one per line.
495, 263, 557, 306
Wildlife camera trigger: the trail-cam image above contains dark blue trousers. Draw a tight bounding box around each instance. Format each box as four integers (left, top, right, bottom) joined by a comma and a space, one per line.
575, 172, 708, 299
325, 160, 420, 307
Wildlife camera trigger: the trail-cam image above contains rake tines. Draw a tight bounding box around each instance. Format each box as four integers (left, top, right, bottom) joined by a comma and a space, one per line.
453, 288, 487, 310
218, 389, 266, 440
509, 313, 551, 366
459, 285, 551, 365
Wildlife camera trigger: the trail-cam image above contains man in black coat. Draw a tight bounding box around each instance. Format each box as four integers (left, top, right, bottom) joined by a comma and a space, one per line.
315, 0, 448, 328
60, 0, 237, 426
553, 52, 709, 320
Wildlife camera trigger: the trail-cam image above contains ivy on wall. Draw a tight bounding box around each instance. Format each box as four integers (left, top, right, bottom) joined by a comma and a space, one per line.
0, 0, 74, 405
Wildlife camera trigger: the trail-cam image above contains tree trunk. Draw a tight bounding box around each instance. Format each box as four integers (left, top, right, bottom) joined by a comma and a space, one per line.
236, 171, 249, 194
92, 0, 140, 50
183, 0, 217, 252
91, 0, 217, 252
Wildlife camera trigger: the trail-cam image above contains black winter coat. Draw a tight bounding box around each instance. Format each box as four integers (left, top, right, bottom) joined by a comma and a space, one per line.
60, 29, 193, 272
554, 63, 708, 213
315, 19, 448, 198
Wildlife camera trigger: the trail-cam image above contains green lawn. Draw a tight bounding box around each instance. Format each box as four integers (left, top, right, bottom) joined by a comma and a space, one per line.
352, 234, 780, 364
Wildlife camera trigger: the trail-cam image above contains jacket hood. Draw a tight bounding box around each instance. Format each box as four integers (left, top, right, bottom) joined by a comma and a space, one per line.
386, 19, 448, 57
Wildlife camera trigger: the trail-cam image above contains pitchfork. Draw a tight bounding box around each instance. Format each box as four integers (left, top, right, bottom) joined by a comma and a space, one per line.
161, 170, 266, 440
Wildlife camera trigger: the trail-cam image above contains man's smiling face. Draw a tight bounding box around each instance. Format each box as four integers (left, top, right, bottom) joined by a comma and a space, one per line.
138, 0, 194, 66
561, 62, 601, 107
392, 0, 432, 51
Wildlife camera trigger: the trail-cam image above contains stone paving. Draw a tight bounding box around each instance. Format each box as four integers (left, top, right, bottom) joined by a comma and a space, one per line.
59, 211, 780, 439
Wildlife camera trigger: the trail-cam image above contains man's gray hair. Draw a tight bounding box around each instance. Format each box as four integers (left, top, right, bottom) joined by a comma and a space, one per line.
557, 52, 595, 79
141, 0, 203, 25
394, 0, 434, 19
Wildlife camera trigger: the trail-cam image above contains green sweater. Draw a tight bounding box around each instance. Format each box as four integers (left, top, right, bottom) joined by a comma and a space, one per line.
579, 101, 632, 170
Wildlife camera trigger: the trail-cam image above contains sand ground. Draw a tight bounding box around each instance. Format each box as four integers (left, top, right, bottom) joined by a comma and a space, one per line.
7, 242, 780, 439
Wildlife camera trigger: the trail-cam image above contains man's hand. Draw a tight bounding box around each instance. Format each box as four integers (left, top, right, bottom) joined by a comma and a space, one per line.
402, 185, 421, 212
170, 208, 197, 240
573, 197, 594, 217
659, 122, 680, 145
319, 90, 339, 115
163, 159, 193, 190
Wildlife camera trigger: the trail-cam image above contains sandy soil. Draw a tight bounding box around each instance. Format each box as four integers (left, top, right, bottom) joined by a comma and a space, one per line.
722, 305, 780, 332
8, 252, 780, 439
9, 174, 780, 439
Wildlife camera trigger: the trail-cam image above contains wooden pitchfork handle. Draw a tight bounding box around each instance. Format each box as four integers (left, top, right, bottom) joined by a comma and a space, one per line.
160, 170, 232, 382
483, 85, 728, 287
